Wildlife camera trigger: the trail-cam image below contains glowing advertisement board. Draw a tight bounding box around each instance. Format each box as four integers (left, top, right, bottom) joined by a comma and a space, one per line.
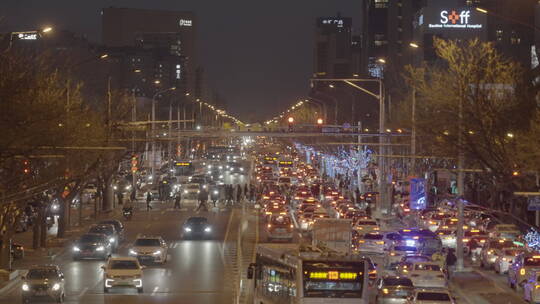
422, 6, 487, 39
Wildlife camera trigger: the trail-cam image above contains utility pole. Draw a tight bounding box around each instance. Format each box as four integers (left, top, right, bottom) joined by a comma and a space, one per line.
456, 98, 465, 272
411, 87, 417, 176
357, 121, 363, 193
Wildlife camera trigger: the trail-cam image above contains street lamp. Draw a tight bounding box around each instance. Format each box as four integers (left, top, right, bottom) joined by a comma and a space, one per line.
409, 42, 420, 48
317, 118, 323, 125
377, 58, 386, 64
475, 7, 488, 14
151, 86, 176, 178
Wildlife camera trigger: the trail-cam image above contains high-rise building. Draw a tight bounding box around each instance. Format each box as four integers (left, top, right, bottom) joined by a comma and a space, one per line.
101, 7, 196, 100
366, 0, 423, 79
313, 14, 362, 79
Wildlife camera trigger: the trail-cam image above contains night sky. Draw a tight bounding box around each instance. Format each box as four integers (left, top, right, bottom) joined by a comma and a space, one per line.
1, 0, 362, 122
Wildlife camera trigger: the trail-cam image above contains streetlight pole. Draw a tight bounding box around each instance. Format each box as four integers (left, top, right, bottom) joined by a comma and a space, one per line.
311, 78, 387, 211
151, 87, 176, 179
411, 87, 417, 175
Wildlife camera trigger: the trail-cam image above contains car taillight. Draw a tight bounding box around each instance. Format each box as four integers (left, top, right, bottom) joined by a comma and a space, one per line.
376, 241, 384, 245
267, 224, 271, 228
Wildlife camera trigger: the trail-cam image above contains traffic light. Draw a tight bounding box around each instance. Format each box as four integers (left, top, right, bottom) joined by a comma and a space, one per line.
22, 160, 30, 174
287, 117, 294, 132
131, 154, 138, 173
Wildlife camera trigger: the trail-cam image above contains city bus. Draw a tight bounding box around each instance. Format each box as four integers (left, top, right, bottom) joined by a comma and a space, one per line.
173, 161, 195, 183
247, 244, 370, 303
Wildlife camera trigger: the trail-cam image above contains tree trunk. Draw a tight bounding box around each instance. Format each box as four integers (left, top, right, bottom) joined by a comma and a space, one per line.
32, 216, 40, 250
0, 234, 11, 270
40, 207, 47, 248
56, 197, 67, 238
102, 176, 114, 212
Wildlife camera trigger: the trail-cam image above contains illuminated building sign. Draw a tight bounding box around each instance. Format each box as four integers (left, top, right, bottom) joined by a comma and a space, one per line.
321, 18, 345, 28
179, 19, 193, 27
17, 33, 38, 40
427, 9, 483, 30
175, 162, 191, 166
409, 177, 427, 210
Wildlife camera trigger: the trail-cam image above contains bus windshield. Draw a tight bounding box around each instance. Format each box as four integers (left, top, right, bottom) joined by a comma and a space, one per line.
303, 261, 365, 298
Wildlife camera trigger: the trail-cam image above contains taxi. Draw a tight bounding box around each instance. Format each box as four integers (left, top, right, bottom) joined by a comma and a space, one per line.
436, 229, 456, 249
407, 262, 447, 289
480, 239, 516, 269
353, 219, 380, 234
357, 232, 385, 254
494, 247, 525, 274
385, 245, 419, 269
508, 253, 540, 289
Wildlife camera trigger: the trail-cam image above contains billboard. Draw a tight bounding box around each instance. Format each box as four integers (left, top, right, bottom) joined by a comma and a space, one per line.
409, 177, 427, 210
421, 6, 487, 39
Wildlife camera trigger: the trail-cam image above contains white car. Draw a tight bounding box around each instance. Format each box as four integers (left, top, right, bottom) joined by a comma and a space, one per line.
354, 219, 380, 234
357, 233, 385, 254
183, 183, 201, 199
494, 248, 525, 274
385, 245, 419, 269
407, 289, 455, 303
408, 262, 447, 289
129, 235, 168, 264
102, 257, 144, 293
437, 229, 456, 249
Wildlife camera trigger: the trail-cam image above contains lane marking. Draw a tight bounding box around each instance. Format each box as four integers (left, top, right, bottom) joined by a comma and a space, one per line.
151, 286, 159, 295
252, 212, 259, 263
77, 287, 89, 298
222, 209, 235, 253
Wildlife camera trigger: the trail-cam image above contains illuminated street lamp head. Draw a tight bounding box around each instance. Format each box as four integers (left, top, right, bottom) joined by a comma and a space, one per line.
100, 54, 109, 59
196, 125, 201, 130
185, 92, 190, 96
409, 42, 419, 48
288, 117, 294, 124
377, 58, 386, 64
154, 80, 161, 85
171, 87, 176, 90
317, 118, 323, 125
42, 27, 53, 33
329, 84, 335, 89
476, 7, 488, 14
134, 69, 141, 73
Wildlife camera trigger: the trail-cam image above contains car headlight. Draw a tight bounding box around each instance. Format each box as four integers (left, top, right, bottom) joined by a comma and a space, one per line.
204, 227, 212, 232
213, 191, 218, 195
197, 190, 200, 194
96, 246, 105, 251
219, 175, 223, 179
52, 204, 59, 210
113, 186, 118, 190
219, 166, 223, 170
109, 237, 115, 243
208, 165, 212, 169
126, 185, 131, 190
153, 250, 161, 255
185, 227, 192, 232
22, 283, 29, 291
129, 249, 137, 255
73, 246, 81, 252
240, 168, 244, 171
52, 283, 61, 291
